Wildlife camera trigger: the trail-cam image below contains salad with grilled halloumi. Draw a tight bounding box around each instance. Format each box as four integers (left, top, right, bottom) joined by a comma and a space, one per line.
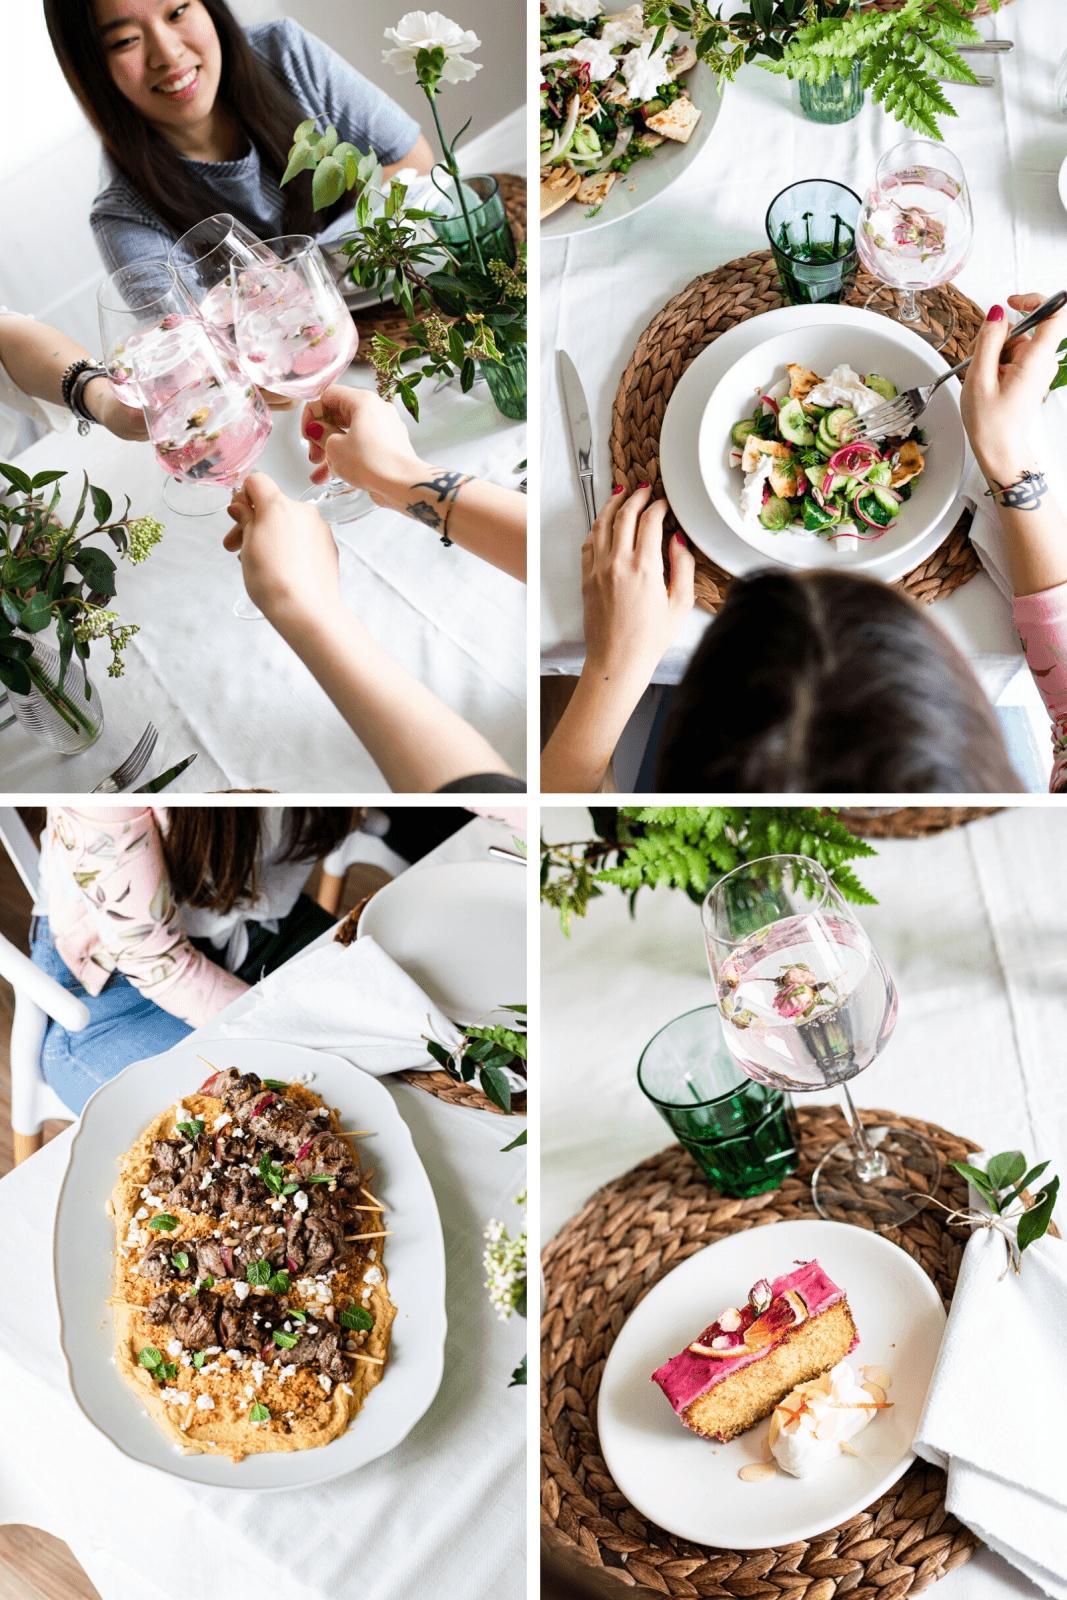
540, 2, 702, 221
729, 362, 927, 551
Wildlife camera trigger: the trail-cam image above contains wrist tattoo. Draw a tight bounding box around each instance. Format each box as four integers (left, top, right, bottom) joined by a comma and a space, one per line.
984, 470, 1049, 511
408, 469, 474, 547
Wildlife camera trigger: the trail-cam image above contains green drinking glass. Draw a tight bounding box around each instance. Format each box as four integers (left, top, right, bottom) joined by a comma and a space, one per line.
431, 174, 516, 270
766, 179, 862, 306
637, 1005, 800, 1197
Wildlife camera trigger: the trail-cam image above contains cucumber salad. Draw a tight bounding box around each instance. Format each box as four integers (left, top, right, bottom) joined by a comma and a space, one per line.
730, 362, 927, 551
540, 2, 702, 221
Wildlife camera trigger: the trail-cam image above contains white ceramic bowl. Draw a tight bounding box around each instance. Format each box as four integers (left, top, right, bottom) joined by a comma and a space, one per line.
697, 320, 966, 571
540, 3, 723, 239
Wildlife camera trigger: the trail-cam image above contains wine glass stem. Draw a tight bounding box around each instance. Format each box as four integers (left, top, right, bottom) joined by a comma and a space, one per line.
840, 1083, 888, 1181
898, 287, 921, 323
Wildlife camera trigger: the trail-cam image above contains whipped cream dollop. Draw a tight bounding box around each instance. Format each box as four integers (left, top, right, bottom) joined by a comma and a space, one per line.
804, 364, 881, 418
769, 1361, 880, 1477
739, 451, 776, 523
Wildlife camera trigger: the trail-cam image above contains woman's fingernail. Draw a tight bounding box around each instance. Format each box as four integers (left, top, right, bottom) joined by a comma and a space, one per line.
987, 305, 1004, 323
673, 533, 684, 546
612, 484, 625, 495
639, 481, 650, 489
305, 422, 324, 439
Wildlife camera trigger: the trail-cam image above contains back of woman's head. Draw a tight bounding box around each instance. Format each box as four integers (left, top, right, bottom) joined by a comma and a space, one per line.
654, 569, 1023, 793
43, 0, 338, 240
162, 807, 355, 914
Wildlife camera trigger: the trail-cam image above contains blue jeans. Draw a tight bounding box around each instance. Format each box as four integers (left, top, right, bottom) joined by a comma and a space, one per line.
29, 917, 193, 1116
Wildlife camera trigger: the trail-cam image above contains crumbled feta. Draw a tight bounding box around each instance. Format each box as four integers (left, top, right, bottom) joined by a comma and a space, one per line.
363, 1265, 383, 1287
315, 1106, 330, 1117
551, 0, 602, 18
181, 1354, 192, 1367
167, 1339, 182, 1358
293, 1190, 308, 1213
279, 1364, 297, 1379
341, 1384, 353, 1396
135, 1207, 149, 1221
212, 1113, 232, 1130
226, 1349, 242, 1360
196, 1394, 215, 1411
234, 1283, 251, 1301
739, 452, 776, 524
204, 1346, 221, 1355
620, 35, 675, 101
269, 1199, 284, 1212
805, 364, 881, 418
283, 1321, 292, 1333
318, 1374, 332, 1393
601, 4, 647, 48
162, 1388, 191, 1406
244, 1384, 254, 1398
199, 1172, 212, 1191
540, 36, 617, 81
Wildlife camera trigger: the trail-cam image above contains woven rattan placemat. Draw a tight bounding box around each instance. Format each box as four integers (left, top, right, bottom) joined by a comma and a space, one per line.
610, 250, 985, 613
837, 807, 1004, 839
542, 1104, 987, 1597
352, 172, 526, 359
333, 890, 527, 1117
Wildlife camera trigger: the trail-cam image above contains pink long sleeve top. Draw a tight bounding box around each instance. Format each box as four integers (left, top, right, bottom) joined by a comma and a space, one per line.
1015, 584, 1067, 792
44, 807, 249, 1027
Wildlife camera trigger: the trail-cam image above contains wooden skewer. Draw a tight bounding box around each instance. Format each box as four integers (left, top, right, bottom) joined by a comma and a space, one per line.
350, 1204, 382, 1212
344, 1230, 393, 1240
352, 1352, 385, 1365
359, 1185, 386, 1209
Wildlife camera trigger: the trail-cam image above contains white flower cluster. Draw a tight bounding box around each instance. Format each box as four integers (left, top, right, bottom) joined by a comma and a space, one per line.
382, 11, 482, 83
482, 1189, 527, 1322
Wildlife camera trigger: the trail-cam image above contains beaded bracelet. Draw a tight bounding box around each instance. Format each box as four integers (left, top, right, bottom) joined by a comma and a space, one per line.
60, 358, 93, 410
984, 470, 1049, 510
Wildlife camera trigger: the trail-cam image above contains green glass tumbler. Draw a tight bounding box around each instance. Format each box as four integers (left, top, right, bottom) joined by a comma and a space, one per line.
798, 60, 865, 125
430, 174, 516, 269
637, 1005, 800, 1197
766, 179, 862, 306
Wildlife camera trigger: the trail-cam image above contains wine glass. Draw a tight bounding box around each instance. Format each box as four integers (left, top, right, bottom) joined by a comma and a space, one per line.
169, 212, 280, 336
856, 140, 974, 350
229, 236, 372, 525
701, 855, 941, 1230
97, 261, 271, 518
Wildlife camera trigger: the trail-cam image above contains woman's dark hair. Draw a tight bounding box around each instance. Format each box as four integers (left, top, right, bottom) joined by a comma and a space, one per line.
654, 570, 1024, 793
43, 0, 349, 241
161, 807, 356, 914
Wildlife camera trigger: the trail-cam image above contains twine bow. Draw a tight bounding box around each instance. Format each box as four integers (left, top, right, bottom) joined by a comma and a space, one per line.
909, 1191, 1050, 1277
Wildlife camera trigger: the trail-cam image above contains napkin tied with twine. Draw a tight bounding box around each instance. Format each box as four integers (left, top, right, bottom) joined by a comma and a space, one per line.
913, 1171, 1067, 1597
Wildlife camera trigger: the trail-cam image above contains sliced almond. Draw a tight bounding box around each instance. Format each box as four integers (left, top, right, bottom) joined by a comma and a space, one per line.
738, 1462, 777, 1482
839, 1440, 860, 1457
761, 1435, 774, 1462
862, 1382, 887, 1406
768, 1410, 781, 1447
862, 1364, 891, 1388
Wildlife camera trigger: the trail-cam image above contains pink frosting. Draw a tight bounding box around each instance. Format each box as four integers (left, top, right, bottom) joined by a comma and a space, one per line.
651, 1260, 851, 1416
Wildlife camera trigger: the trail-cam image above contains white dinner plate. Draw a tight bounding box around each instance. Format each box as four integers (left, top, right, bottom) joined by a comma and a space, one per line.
357, 861, 526, 1026
54, 1038, 446, 1491
1058, 152, 1067, 216
698, 323, 965, 570
660, 303, 970, 583
598, 1219, 946, 1548
540, 3, 723, 240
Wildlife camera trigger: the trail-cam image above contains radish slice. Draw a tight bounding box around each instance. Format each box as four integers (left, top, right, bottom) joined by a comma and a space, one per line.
728, 446, 743, 468
287, 1257, 299, 1273
822, 470, 835, 497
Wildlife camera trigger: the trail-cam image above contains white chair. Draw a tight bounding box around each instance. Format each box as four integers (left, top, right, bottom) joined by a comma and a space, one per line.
0, 809, 88, 1165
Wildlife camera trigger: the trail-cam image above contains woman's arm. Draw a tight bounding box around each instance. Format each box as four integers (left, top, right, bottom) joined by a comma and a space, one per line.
540, 486, 695, 793
384, 134, 434, 176
0, 315, 148, 441
304, 385, 526, 581
225, 474, 518, 792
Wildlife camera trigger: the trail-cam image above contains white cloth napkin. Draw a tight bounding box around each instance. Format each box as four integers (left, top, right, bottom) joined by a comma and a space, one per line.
962, 460, 1014, 604
197, 934, 464, 1072
913, 1171, 1067, 1598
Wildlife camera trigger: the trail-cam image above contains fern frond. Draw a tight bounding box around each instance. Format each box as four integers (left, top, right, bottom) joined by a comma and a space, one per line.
911, 32, 979, 85
863, 44, 958, 137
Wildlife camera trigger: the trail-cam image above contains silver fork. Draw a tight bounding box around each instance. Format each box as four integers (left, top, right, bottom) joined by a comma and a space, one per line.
848, 289, 1067, 442
90, 723, 158, 793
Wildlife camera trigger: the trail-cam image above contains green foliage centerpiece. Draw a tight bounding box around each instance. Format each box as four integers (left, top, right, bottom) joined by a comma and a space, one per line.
281, 12, 526, 421
645, 0, 1001, 139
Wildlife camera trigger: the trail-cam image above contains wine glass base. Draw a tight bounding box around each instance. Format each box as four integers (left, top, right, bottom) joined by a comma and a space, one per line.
861, 285, 955, 351
811, 1126, 942, 1231
233, 597, 266, 621
161, 477, 232, 517
300, 482, 375, 525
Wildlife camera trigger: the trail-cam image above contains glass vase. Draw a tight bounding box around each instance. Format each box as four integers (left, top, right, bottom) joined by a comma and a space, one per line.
7, 633, 104, 753
430, 174, 517, 269
480, 343, 527, 422
799, 60, 865, 124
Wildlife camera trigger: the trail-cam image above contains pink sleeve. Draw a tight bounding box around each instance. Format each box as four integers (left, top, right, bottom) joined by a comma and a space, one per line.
51, 807, 249, 1026
1014, 583, 1067, 794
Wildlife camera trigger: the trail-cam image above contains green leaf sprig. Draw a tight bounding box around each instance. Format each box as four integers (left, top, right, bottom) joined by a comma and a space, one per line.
249, 1402, 270, 1423
509, 1354, 527, 1388
176, 1119, 204, 1140
949, 1149, 1060, 1269
424, 1004, 527, 1114
148, 1214, 179, 1232
258, 1152, 299, 1198
246, 1259, 290, 1295
340, 1305, 374, 1332
138, 1345, 177, 1384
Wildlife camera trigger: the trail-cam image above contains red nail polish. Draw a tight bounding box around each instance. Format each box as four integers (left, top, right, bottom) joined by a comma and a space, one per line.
987, 305, 1004, 323
639, 481, 650, 489
612, 484, 625, 495
305, 421, 324, 439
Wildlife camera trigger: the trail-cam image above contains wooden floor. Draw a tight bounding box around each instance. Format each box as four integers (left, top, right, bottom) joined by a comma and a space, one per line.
0, 838, 387, 1600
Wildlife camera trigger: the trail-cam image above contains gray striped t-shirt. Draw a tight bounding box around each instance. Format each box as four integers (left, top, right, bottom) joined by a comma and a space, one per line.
90, 18, 422, 274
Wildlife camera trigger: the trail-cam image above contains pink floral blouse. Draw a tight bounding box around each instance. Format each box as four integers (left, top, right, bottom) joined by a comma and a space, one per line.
45, 807, 249, 1026
1015, 584, 1067, 792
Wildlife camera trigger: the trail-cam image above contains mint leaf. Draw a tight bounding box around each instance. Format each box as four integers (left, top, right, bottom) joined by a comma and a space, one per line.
176, 1119, 204, 1140
339, 1305, 373, 1332
173, 1251, 190, 1271
987, 1150, 1026, 1191
161, 1361, 178, 1382
250, 1401, 270, 1423
138, 1345, 163, 1371
247, 1259, 272, 1286
200, 1275, 214, 1291
262, 1079, 290, 1092
281, 1182, 299, 1196
273, 1330, 299, 1349
267, 1271, 290, 1295
192, 1352, 206, 1369
289, 1309, 307, 1323
149, 1214, 179, 1232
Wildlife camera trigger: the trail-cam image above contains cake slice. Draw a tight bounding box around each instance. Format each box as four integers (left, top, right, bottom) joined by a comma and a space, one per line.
651, 1261, 858, 1443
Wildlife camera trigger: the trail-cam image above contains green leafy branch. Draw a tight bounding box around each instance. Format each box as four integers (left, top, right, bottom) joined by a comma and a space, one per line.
948, 1149, 1060, 1271
424, 1004, 527, 1114
541, 807, 878, 934
645, 0, 998, 139
1051, 338, 1067, 394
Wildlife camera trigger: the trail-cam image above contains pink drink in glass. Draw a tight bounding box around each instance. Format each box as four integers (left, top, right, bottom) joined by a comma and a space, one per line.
232, 265, 358, 401
105, 313, 208, 409
149, 378, 272, 486
857, 163, 971, 291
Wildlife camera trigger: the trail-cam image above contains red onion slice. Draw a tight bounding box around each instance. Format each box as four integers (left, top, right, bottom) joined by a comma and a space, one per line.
219, 1245, 235, 1275
252, 1095, 277, 1117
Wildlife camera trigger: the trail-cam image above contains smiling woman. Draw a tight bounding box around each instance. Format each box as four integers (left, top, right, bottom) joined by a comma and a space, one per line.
41, 0, 433, 275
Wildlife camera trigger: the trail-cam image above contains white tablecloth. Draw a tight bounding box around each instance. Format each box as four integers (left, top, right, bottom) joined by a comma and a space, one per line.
541, 805, 1066, 1600
541, 3, 1067, 778
0, 814, 527, 1600
0, 114, 527, 793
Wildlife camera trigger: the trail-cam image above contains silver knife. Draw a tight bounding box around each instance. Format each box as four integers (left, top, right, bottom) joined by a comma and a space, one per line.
558, 349, 596, 532
937, 72, 994, 85
958, 39, 1013, 51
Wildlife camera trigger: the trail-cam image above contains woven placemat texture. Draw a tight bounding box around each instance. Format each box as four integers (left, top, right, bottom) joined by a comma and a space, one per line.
541, 1104, 986, 1597
610, 250, 985, 613
352, 172, 526, 359
837, 807, 1005, 839
333, 888, 527, 1116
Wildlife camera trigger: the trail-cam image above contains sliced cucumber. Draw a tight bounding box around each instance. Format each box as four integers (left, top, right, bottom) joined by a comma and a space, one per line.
870, 485, 900, 515
865, 374, 897, 401
825, 407, 857, 442
759, 496, 794, 531
778, 398, 815, 447
732, 419, 757, 448
816, 421, 839, 456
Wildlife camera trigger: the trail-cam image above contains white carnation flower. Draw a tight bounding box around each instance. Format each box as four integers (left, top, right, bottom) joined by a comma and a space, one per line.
382, 11, 482, 83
